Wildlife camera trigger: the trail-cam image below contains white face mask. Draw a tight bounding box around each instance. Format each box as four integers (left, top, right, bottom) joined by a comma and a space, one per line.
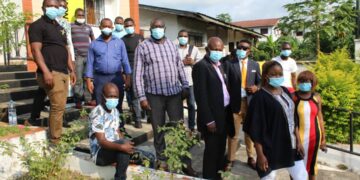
76, 18, 86, 24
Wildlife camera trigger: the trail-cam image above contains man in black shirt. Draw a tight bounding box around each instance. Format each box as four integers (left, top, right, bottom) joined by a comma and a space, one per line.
122, 18, 144, 128
28, 0, 76, 144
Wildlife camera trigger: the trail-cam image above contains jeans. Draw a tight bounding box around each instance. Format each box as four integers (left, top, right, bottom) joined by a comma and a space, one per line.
186, 86, 196, 129
128, 84, 142, 122
74, 55, 92, 103
96, 139, 130, 180
146, 93, 183, 161
37, 71, 69, 143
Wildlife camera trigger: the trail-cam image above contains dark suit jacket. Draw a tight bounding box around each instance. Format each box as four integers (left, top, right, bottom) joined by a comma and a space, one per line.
192, 56, 235, 136
222, 55, 261, 113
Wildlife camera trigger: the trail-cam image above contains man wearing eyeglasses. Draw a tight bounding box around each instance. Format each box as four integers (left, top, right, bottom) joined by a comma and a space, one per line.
223, 39, 261, 171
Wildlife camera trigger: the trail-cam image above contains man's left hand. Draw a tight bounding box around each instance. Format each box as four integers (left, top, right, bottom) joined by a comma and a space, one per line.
70, 72, 76, 86
246, 85, 258, 94
181, 88, 190, 99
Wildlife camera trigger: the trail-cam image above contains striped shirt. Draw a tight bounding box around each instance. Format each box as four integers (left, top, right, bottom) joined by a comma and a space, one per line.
133, 38, 189, 101
71, 22, 94, 57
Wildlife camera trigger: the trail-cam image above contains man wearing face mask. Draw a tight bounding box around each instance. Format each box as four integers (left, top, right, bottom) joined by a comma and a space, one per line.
192, 37, 235, 179
71, 8, 95, 109
28, 0, 76, 144
113, 16, 127, 39
56, 0, 74, 62
177, 29, 202, 132
89, 83, 134, 180
133, 18, 189, 170
85, 18, 131, 113
272, 42, 298, 93
122, 18, 144, 128
223, 39, 261, 171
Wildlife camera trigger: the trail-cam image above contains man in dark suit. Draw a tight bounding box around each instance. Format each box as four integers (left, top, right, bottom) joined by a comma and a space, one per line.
224, 39, 261, 170
192, 37, 234, 179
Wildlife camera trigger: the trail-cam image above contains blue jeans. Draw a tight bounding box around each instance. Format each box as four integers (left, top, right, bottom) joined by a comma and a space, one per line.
186, 86, 196, 129
96, 139, 130, 180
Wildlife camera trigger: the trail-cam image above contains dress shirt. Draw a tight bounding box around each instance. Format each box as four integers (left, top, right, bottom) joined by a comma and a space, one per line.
85, 36, 131, 78
133, 38, 189, 101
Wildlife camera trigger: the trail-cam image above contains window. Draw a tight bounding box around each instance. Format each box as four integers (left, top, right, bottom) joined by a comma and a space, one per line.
86, 0, 105, 25
260, 28, 268, 35
188, 33, 203, 47
296, 31, 303, 36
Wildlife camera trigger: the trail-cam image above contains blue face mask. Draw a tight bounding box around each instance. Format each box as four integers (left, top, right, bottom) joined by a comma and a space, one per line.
105, 98, 119, 110
125, 26, 135, 34
298, 82, 312, 92
178, 37, 188, 45
101, 27, 112, 36
115, 24, 124, 31
45, 7, 59, 20
281, 50, 292, 57
236, 49, 247, 59
209, 51, 223, 63
57, 7, 66, 17
151, 28, 165, 40
269, 77, 284, 88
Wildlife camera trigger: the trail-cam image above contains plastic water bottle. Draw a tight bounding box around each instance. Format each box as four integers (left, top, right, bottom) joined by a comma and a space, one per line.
8, 100, 17, 126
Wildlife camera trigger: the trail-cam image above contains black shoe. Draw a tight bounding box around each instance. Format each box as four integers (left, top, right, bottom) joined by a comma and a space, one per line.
134, 121, 142, 129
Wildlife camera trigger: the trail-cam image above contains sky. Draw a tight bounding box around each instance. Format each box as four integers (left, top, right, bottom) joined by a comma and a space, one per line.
139, 0, 291, 22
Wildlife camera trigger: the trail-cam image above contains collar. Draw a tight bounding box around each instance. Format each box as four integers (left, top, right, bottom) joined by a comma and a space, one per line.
96, 35, 116, 42
74, 21, 86, 26
205, 55, 221, 67
42, 15, 58, 24
149, 36, 166, 44
240, 58, 248, 64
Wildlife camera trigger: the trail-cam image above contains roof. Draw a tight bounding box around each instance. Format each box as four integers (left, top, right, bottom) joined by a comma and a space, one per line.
232, 18, 280, 28
139, 4, 264, 38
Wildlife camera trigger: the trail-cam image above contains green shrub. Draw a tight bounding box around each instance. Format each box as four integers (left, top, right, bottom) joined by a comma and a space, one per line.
310, 49, 360, 143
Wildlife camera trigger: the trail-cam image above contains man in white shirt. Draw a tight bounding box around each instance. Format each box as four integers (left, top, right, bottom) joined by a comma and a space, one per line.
177, 29, 202, 131
272, 42, 298, 93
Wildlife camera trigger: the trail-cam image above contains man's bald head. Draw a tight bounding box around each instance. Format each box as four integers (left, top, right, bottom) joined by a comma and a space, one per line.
102, 83, 119, 99
42, 0, 59, 7
207, 37, 224, 51
150, 18, 165, 29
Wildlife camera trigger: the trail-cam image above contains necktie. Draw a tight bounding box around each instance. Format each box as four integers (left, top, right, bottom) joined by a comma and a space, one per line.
241, 60, 247, 88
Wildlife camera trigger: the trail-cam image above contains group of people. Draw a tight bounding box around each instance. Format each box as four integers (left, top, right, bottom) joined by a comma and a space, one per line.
29, 0, 327, 180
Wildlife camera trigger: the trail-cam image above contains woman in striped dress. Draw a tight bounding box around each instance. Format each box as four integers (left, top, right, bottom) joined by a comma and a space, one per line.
294, 71, 327, 180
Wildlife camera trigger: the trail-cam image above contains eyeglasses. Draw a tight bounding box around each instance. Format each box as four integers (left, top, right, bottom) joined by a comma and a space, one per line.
238, 46, 249, 50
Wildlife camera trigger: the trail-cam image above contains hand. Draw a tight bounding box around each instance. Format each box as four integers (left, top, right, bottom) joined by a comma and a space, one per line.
181, 88, 190, 99
206, 122, 217, 133
140, 100, 151, 110
119, 141, 135, 154
86, 79, 94, 94
296, 141, 305, 158
246, 85, 258, 94
43, 72, 54, 88
320, 138, 327, 152
70, 72, 76, 86
124, 78, 131, 91
257, 154, 269, 172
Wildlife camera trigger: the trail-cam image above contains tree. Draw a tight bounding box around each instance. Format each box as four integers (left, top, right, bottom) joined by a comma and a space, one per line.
278, 0, 356, 56
216, 13, 232, 23
0, 0, 26, 54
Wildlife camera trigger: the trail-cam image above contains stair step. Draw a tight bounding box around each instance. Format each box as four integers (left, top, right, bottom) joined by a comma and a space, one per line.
0, 71, 36, 81
0, 86, 38, 103
0, 65, 27, 72
0, 99, 34, 121
0, 78, 37, 88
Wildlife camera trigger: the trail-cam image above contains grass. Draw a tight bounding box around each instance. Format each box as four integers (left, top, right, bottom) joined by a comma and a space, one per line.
0, 125, 30, 137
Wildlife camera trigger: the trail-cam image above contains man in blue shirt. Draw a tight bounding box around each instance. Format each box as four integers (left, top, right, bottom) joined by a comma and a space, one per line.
85, 18, 131, 112
112, 16, 127, 39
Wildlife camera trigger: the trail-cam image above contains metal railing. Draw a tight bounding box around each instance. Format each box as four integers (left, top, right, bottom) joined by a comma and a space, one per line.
324, 107, 360, 156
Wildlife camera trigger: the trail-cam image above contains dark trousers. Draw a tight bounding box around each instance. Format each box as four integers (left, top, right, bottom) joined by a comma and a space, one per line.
93, 73, 124, 112
203, 131, 227, 180
146, 93, 183, 161
127, 84, 142, 122
74, 55, 92, 103
96, 140, 130, 180
30, 87, 47, 120
186, 86, 196, 129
